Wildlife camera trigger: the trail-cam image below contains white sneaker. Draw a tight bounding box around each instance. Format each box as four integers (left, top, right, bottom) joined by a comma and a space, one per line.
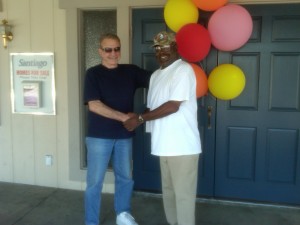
116, 212, 138, 225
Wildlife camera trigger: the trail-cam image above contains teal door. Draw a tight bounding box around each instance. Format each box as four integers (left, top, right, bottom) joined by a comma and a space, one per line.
132, 4, 300, 205
215, 4, 300, 204
131, 8, 216, 196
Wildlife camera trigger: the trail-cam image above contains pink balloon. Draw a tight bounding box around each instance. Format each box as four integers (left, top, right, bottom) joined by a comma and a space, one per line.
208, 4, 253, 51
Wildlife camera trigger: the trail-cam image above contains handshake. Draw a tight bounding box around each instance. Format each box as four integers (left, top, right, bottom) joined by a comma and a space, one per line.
123, 112, 144, 131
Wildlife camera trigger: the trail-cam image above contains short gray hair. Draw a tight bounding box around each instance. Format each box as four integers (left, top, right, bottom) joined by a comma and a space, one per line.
99, 33, 120, 46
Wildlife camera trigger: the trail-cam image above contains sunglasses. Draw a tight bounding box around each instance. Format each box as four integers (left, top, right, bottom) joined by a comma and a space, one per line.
153, 45, 171, 52
100, 47, 121, 53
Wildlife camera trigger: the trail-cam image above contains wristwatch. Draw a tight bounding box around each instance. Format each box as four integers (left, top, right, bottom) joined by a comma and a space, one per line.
138, 114, 144, 123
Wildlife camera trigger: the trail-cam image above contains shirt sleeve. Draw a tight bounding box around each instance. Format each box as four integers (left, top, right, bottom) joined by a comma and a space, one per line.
134, 65, 152, 88
83, 69, 101, 104
169, 64, 195, 101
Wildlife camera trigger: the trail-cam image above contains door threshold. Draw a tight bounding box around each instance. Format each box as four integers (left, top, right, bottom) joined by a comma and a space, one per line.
196, 197, 300, 210
134, 191, 300, 210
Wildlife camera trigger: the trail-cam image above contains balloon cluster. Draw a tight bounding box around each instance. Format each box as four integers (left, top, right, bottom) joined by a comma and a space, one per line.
163, 0, 253, 100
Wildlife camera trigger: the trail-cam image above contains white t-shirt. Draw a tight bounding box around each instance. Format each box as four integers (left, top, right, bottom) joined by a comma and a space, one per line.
147, 59, 202, 156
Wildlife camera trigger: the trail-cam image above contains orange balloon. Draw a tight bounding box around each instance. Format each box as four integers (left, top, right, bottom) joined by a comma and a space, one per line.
190, 63, 208, 98
192, 0, 228, 11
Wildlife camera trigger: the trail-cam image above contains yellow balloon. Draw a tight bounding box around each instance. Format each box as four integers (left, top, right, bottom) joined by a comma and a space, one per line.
164, 0, 199, 32
208, 64, 246, 100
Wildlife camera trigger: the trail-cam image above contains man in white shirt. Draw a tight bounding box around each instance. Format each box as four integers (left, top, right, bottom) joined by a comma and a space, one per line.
124, 31, 201, 225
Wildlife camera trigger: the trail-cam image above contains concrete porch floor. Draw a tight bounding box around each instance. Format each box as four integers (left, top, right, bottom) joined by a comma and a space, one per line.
0, 182, 299, 225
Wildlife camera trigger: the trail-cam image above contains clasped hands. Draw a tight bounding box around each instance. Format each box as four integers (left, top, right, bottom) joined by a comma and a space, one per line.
123, 113, 140, 131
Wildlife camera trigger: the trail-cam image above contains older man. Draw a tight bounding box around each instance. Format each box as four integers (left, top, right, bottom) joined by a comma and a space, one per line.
84, 33, 151, 225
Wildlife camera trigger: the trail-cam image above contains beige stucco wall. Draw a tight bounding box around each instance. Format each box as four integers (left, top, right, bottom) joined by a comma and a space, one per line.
1, 0, 74, 189
0, 0, 85, 190
0, 0, 300, 192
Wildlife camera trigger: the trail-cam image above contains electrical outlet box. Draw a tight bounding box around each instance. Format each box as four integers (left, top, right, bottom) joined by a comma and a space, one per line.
45, 155, 53, 166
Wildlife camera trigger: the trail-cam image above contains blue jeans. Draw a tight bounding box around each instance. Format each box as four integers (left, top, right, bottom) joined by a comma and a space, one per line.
84, 137, 134, 225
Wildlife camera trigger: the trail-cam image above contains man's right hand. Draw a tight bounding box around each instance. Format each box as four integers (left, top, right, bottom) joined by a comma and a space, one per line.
123, 114, 140, 131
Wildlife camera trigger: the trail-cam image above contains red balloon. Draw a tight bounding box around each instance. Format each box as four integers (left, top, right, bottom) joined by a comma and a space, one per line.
176, 23, 211, 62
190, 63, 208, 98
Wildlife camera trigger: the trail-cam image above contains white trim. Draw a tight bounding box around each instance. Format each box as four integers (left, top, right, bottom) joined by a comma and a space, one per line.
59, 0, 300, 9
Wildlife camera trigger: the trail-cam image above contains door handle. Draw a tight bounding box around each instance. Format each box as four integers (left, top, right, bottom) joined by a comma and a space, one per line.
207, 106, 212, 129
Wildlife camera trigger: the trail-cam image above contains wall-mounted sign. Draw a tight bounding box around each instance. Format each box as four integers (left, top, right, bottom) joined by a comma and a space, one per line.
10, 53, 56, 115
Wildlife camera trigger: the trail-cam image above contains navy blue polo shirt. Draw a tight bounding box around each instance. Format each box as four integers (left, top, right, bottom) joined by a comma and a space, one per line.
84, 64, 151, 139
